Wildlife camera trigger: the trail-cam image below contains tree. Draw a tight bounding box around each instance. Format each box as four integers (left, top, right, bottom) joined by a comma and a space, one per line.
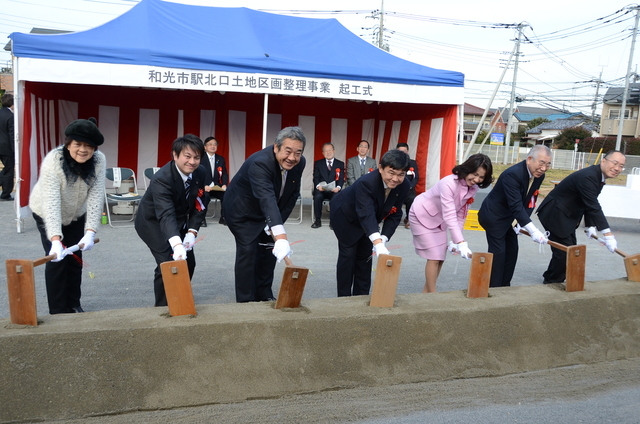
554, 126, 593, 150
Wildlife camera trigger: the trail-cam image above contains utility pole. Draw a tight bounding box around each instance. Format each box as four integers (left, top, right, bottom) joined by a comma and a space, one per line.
590, 70, 603, 123
503, 23, 526, 164
616, 6, 640, 151
378, 0, 385, 49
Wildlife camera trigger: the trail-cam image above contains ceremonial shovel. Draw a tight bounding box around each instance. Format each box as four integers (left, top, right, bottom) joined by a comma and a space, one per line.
520, 229, 586, 291
589, 234, 640, 282
6, 239, 99, 326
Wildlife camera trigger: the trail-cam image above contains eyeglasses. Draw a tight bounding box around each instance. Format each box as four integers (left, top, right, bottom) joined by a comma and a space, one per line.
603, 158, 625, 171
535, 159, 552, 169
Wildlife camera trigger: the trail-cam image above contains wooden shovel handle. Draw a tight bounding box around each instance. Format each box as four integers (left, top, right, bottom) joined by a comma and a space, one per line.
270, 233, 294, 266
588, 234, 627, 257
33, 238, 100, 267
519, 229, 566, 251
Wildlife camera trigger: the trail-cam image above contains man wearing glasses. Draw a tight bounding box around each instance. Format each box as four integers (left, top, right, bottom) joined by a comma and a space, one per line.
537, 150, 626, 284
479, 145, 552, 287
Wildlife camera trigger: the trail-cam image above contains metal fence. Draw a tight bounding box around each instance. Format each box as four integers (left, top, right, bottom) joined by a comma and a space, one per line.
471, 144, 640, 175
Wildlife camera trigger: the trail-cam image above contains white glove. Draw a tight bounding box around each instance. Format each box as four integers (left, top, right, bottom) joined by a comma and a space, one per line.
172, 243, 187, 261
49, 240, 67, 262
585, 227, 597, 239
456, 241, 472, 259
524, 222, 547, 244
381, 235, 389, 245
264, 224, 271, 236
603, 235, 617, 253
183, 232, 196, 251
513, 224, 522, 235
78, 231, 96, 251
373, 243, 390, 256
272, 239, 291, 262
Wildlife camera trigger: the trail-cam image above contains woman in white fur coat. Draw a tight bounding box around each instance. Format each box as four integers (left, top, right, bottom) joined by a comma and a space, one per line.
29, 118, 106, 314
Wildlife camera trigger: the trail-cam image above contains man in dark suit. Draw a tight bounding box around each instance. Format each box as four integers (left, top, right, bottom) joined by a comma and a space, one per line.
330, 149, 410, 297
537, 150, 624, 284
311, 142, 344, 228
478, 145, 551, 287
346, 140, 376, 187
396, 142, 419, 228
135, 134, 209, 307
224, 126, 306, 303
201, 136, 229, 226
0, 93, 15, 201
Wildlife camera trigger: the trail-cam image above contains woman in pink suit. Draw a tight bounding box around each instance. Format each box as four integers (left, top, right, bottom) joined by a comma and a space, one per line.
409, 154, 493, 293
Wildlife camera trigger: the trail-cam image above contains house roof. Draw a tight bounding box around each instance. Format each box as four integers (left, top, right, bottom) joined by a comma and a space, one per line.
603, 83, 640, 105
526, 119, 597, 135
464, 103, 492, 116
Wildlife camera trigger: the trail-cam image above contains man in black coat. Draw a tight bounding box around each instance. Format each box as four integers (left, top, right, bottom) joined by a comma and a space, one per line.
330, 149, 410, 297
0, 93, 15, 201
537, 150, 624, 284
311, 142, 344, 228
396, 143, 419, 228
201, 136, 229, 225
135, 134, 209, 306
478, 145, 551, 287
224, 127, 306, 303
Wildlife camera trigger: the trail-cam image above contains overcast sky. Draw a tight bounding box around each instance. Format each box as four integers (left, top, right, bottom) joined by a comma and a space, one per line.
3, 0, 639, 115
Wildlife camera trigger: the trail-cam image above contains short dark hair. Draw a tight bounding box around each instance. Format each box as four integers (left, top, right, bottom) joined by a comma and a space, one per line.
396, 142, 409, 150
452, 153, 493, 189
358, 140, 370, 149
172, 134, 204, 158
380, 149, 410, 171
322, 142, 334, 150
603, 149, 624, 159
1, 93, 14, 108
275, 126, 306, 151
204, 136, 218, 145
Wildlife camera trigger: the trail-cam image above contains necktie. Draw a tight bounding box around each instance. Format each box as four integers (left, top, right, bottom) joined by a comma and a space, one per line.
384, 187, 391, 201
279, 169, 287, 198
360, 158, 365, 174
327, 160, 332, 171
210, 155, 215, 177
527, 177, 533, 194
185, 177, 191, 200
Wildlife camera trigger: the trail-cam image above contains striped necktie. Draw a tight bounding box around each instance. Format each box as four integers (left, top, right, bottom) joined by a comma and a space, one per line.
185, 177, 191, 200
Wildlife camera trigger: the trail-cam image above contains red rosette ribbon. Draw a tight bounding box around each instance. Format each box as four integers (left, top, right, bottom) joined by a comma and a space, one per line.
466, 197, 475, 205
368, 168, 374, 173
335, 168, 341, 181
528, 190, 540, 209
195, 188, 205, 211
383, 206, 398, 221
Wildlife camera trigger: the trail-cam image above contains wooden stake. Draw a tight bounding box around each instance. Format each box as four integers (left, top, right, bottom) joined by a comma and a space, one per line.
623, 254, 640, 282
565, 245, 586, 292
160, 260, 196, 316
6, 259, 38, 326
370, 254, 402, 307
466, 252, 493, 298
275, 256, 309, 309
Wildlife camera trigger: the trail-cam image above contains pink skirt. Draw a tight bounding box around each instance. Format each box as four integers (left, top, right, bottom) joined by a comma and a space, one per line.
408, 209, 448, 261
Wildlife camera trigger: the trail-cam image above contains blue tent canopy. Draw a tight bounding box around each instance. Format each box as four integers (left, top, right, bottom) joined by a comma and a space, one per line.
10, 0, 463, 88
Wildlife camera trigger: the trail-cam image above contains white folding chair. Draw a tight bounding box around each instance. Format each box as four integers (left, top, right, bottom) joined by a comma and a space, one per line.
104, 167, 142, 228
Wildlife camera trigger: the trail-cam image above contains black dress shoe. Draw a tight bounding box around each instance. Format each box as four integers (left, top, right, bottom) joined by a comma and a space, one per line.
70, 306, 85, 313
201, 219, 207, 227
0, 196, 14, 201
218, 216, 226, 225
264, 297, 276, 301
311, 220, 322, 228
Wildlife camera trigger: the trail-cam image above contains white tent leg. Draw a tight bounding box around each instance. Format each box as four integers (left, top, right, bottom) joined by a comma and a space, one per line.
262, 94, 269, 149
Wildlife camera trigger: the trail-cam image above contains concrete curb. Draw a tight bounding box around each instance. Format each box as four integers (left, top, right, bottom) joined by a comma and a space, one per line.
1, 279, 639, 423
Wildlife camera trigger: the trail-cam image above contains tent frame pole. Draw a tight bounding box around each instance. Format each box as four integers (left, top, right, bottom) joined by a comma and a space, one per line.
262, 94, 269, 149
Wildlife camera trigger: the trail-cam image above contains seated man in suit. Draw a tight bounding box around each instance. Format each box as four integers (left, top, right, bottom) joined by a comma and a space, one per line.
202, 136, 229, 226
330, 149, 411, 297
135, 134, 210, 307
224, 127, 306, 303
396, 142, 419, 228
346, 140, 376, 187
311, 142, 344, 228
537, 150, 625, 284
478, 145, 551, 288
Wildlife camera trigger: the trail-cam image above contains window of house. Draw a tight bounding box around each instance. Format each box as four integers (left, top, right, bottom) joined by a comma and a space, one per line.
608, 108, 632, 119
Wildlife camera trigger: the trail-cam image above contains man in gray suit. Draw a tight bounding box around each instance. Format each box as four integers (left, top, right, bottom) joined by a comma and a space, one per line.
346, 140, 376, 187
